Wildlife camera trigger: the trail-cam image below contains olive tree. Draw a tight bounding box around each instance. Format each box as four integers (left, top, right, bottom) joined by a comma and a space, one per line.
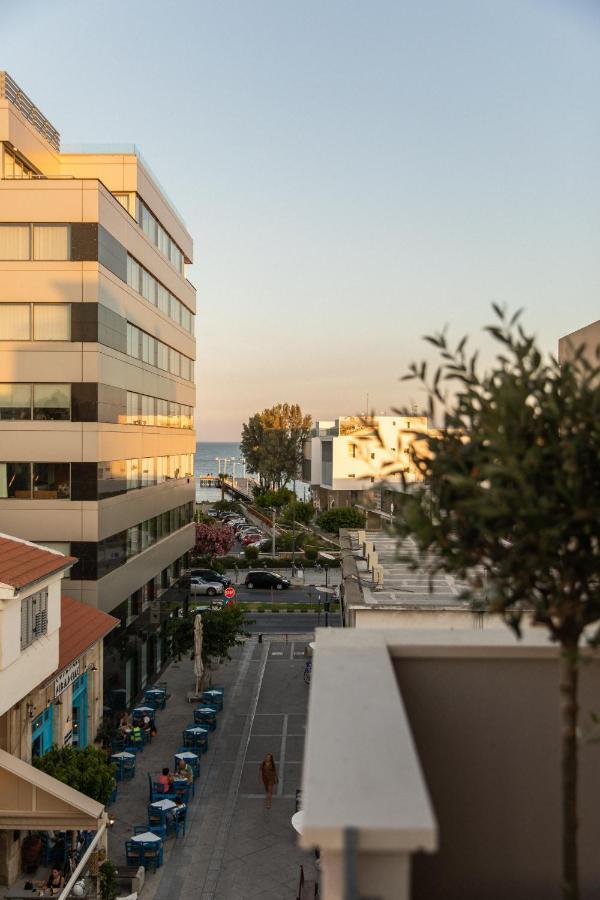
394, 308, 600, 900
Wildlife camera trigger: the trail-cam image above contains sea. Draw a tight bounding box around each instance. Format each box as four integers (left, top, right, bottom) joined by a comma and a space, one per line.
195, 441, 243, 502
194, 441, 310, 503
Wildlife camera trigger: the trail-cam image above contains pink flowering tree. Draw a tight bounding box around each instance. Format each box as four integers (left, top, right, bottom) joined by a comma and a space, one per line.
195, 522, 235, 559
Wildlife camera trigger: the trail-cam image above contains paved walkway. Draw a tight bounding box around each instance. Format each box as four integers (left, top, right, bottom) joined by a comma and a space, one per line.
108, 636, 316, 900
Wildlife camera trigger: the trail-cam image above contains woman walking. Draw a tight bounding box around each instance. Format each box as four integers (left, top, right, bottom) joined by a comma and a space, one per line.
259, 753, 279, 808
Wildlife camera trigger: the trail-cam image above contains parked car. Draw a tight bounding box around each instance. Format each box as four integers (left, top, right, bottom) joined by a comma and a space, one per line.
206, 508, 219, 518
190, 576, 224, 597
244, 571, 291, 590
238, 527, 263, 539
190, 568, 232, 587
243, 533, 264, 546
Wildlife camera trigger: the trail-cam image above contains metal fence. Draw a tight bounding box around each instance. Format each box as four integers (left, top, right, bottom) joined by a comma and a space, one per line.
0, 71, 60, 150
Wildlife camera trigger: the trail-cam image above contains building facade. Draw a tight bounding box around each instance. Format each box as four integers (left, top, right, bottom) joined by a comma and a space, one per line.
558, 318, 600, 367
0, 533, 116, 884
0, 73, 196, 706
303, 415, 429, 510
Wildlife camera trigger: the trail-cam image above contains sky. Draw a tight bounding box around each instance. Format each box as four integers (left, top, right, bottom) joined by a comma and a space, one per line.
3, 0, 600, 439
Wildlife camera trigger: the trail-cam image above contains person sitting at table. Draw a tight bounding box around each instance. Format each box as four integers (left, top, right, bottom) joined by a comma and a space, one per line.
158, 767, 172, 793
142, 713, 157, 735
175, 758, 193, 783
118, 712, 131, 735
38, 867, 65, 893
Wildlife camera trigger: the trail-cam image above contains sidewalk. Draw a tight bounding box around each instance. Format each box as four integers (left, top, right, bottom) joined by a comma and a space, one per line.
108, 636, 317, 900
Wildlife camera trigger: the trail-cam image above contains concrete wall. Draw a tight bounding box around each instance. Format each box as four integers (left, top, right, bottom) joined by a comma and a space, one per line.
394, 654, 600, 900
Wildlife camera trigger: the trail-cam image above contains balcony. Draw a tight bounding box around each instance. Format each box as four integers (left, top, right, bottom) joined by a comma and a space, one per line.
301, 628, 600, 899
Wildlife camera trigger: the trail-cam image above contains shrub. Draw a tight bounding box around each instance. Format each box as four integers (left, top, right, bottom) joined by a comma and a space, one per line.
195, 522, 235, 557
316, 507, 366, 532
304, 546, 318, 562
33, 745, 116, 805
282, 500, 315, 525
244, 544, 259, 561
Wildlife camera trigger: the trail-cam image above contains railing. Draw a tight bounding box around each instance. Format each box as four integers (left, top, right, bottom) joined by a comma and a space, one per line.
0, 71, 60, 151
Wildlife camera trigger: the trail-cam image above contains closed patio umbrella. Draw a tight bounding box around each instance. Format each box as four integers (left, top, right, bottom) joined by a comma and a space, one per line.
194, 614, 204, 694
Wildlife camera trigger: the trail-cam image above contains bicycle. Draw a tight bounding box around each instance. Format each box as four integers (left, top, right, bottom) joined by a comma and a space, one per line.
303, 659, 312, 684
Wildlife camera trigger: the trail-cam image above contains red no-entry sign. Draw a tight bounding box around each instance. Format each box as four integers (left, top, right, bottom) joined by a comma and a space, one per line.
224, 586, 236, 600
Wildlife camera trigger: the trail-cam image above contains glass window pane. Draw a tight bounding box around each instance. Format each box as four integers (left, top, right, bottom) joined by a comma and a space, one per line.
0, 226, 30, 260
157, 343, 169, 371
170, 296, 181, 325
141, 268, 156, 304
127, 256, 141, 292
33, 384, 70, 420
157, 285, 169, 315
0, 462, 31, 498
126, 458, 141, 490
4, 151, 14, 178
126, 391, 140, 424
169, 348, 180, 376
33, 304, 70, 340
0, 384, 31, 420
33, 226, 69, 260
33, 462, 70, 499
0, 304, 31, 340
141, 332, 149, 362
169, 403, 180, 429
141, 457, 155, 488
127, 324, 140, 358
141, 394, 155, 425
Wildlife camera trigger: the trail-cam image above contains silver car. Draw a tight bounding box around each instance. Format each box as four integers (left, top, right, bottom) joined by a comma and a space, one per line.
189, 576, 224, 597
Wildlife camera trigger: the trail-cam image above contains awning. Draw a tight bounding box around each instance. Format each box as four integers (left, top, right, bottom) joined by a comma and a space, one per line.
0, 749, 104, 829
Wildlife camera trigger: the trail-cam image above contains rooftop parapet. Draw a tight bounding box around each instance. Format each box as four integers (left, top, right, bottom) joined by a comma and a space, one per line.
0, 72, 60, 151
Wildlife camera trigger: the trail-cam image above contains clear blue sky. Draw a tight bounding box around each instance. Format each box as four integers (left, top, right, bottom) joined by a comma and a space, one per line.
4, 0, 600, 439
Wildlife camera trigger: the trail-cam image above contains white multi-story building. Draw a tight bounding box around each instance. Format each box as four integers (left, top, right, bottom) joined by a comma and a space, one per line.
0, 533, 116, 884
303, 415, 429, 510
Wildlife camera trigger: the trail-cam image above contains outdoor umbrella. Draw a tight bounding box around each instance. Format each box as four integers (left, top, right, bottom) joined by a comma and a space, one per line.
194, 613, 204, 694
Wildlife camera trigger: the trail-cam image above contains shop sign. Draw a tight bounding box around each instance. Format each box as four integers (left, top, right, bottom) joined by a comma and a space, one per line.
54, 659, 81, 698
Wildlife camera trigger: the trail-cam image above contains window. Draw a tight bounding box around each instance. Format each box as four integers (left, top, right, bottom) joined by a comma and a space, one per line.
3, 147, 35, 179
141, 457, 155, 488
127, 523, 142, 557
20, 589, 49, 650
0, 384, 31, 420
126, 458, 141, 490
33, 463, 70, 499
127, 324, 140, 358
0, 225, 30, 260
0, 303, 30, 340
127, 391, 140, 424
168, 402, 180, 429
33, 226, 69, 260
141, 268, 156, 304
0, 462, 31, 498
157, 284, 170, 315
157, 342, 169, 371
169, 348, 180, 377
33, 304, 70, 340
33, 384, 70, 420
113, 193, 135, 216
127, 256, 141, 292
141, 394, 155, 425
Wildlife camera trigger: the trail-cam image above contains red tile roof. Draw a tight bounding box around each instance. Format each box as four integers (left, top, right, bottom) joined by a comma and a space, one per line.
57, 596, 119, 672
0, 534, 75, 590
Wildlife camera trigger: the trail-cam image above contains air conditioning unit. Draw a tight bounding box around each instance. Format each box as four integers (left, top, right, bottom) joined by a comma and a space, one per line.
372, 565, 385, 588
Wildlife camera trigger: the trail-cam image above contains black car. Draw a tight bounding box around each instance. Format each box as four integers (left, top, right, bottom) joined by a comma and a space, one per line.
244, 571, 291, 590
190, 568, 232, 587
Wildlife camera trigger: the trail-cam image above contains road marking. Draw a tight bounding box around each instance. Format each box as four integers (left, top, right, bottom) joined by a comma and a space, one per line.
277, 714, 288, 796
271, 651, 284, 656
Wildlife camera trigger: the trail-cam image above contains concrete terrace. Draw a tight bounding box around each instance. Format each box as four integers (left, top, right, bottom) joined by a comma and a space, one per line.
351, 530, 473, 607
108, 636, 316, 900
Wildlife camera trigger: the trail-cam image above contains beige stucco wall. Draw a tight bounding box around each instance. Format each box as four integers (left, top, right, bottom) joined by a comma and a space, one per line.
0, 575, 62, 715
558, 319, 600, 367
395, 653, 600, 900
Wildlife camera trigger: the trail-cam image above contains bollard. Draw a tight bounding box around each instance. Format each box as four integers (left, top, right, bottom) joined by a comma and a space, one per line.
258, 633, 263, 643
